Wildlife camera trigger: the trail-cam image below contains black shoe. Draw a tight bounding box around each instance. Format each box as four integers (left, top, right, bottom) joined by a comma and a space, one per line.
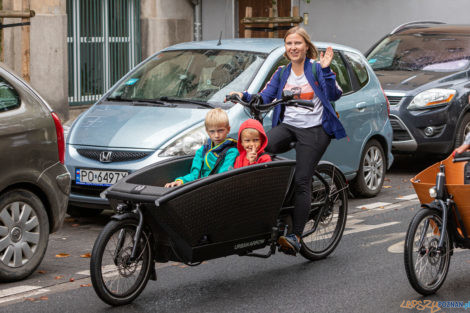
278, 234, 301, 254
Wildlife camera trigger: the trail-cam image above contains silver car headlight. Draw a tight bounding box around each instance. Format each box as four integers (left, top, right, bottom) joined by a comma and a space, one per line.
407, 88, 456, 110
159, 125, 207, 157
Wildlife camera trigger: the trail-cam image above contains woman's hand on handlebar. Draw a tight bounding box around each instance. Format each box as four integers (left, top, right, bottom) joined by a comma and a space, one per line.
453, 143, 470, 156
225, 91, 243, 102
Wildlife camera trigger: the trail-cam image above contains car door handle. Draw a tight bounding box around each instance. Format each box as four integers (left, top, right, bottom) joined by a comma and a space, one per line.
356, 102, 367, 110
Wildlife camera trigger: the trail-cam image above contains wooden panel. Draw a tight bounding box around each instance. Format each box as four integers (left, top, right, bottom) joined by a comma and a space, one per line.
238, 0, 291, 38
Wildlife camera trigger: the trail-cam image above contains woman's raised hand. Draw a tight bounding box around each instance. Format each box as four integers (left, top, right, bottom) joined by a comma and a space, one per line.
320, 46, 334, 69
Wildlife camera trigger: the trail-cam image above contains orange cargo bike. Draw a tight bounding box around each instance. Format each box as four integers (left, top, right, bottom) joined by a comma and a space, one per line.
406, 152, 470, 295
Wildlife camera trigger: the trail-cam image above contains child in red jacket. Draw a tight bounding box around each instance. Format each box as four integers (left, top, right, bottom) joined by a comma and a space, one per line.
234, 119, 271, 168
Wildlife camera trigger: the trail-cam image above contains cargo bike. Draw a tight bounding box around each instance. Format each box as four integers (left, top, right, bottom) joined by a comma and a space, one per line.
406, 152, 470, 295
90, 92, 349, 305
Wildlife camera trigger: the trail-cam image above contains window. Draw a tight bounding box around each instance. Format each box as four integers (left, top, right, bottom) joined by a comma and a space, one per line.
0, 77, 20, 112
260, 55, 290, 90
367, 33, 470, 72
343, 51, 369, 89
261, 52, 354, 95
328, 52, 353, 94
109, 49, 266, 105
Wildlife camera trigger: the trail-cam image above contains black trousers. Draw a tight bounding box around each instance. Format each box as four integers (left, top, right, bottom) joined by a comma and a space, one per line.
266, 123, 331, 237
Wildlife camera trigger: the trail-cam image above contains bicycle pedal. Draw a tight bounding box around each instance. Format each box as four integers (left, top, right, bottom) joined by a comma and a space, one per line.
278, 246, 297, 256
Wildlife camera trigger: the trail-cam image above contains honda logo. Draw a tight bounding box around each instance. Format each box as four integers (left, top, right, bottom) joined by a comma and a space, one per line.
99, 151, 113, 163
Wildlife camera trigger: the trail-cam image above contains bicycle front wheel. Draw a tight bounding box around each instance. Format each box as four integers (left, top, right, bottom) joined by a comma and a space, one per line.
404, 208, 451, 295
90, 219, 153, 306
300, 164, 348, 261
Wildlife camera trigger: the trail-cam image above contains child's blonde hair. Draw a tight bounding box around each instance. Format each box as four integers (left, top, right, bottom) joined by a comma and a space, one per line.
241, 128, 261, 139
205, 108, 230, 129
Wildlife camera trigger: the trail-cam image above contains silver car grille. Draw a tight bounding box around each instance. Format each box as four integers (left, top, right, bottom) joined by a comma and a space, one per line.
386, 95, 403, 105
389, 116, 412, 141
76, 149, 151, 163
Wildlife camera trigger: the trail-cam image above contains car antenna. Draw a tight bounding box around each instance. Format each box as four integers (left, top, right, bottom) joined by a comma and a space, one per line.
217, 31, 222, 46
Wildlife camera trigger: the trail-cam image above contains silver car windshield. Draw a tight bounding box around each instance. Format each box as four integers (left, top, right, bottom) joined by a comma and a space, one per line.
108, 49, 266, 107
367, 34, 470, 72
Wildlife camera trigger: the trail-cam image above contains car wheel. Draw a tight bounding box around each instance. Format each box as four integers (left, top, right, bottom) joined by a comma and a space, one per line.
0, 189, 49, 282
351, 139, 386, 198
67, 205, 103, 218
454, 113, 470, 149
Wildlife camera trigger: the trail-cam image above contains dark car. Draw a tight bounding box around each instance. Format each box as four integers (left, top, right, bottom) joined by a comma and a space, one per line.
0, 63, 70, 282
366, 22, 470, 155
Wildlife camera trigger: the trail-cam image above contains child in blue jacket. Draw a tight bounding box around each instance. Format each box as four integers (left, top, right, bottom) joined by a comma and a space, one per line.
164, 108, 238, 187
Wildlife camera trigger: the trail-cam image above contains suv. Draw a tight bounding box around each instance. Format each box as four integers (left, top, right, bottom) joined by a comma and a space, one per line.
0, 64, 70, 282
366, 22, 470, 155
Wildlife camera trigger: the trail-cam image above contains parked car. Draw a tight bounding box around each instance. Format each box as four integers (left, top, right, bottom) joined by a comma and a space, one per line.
0, 63, 70, 282
365, 22, 470, 155
65, 38, 393, 216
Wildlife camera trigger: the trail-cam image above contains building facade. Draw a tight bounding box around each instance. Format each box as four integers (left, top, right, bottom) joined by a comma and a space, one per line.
1, 0, 194, 120
3, 0, 469, 121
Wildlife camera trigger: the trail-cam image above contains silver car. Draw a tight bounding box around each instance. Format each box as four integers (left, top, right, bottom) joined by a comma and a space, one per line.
0, 64, 70, 281
66, 39, 394, 216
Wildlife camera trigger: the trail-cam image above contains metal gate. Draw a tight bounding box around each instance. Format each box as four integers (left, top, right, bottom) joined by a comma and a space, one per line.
67, 0, 141, 105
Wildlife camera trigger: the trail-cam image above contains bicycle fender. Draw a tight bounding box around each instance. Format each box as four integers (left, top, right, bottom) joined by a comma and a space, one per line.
111, 212, 139, 221
317, 161, 348, 185
421, 202, 442, 212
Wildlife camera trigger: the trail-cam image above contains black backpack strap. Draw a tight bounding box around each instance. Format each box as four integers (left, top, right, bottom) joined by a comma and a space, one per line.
209, 145, 233, 175
198, 144, 210, 179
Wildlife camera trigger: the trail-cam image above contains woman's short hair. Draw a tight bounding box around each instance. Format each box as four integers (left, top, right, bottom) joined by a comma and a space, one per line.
205, 108, 230, 129
283, 26, 318, 60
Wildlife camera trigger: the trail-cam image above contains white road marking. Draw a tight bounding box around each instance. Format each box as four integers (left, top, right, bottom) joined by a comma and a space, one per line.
356, 202, 391, 210
388, 240, 405, 253
388, 240, 467, 254
0, 286, 42, 298
362, 232, 406, 247
0, 287, 50, 305
396, 194, 418, 201
343, 218, 400, 236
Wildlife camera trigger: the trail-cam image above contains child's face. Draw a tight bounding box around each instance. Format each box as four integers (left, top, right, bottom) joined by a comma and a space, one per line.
206, 124, 230, 145
241, 129, 262, 153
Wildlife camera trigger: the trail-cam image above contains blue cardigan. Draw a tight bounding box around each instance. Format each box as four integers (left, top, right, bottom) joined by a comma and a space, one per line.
243, 58, 347, 139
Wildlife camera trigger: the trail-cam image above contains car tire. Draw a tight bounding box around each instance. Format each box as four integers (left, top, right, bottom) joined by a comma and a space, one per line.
351, 139, 386, 198
67, 205, 103, 218
0, 189, 49, 282
454, 113, 470, 149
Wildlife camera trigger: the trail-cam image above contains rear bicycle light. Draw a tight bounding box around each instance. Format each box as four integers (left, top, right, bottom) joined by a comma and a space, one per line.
51, 112, 65, 164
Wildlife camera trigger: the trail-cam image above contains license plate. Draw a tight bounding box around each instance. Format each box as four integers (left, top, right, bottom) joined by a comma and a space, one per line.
76, 169, 129, 186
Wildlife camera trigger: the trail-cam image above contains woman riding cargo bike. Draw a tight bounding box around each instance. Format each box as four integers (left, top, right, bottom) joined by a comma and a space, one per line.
89, 26, 349, 306
229, 26, 346, 254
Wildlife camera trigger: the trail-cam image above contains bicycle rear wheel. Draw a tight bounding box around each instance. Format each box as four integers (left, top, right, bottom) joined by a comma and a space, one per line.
404, 208, 451, 295
300, 164, 348, 261
90, 219, 153, 306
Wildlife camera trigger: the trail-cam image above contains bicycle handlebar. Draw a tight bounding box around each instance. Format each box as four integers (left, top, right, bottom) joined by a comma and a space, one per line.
453, 151, 470, 163
225, 92, 315, 121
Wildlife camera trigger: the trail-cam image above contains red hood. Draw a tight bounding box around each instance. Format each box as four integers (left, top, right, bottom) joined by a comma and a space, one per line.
237, 119, 268, 155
